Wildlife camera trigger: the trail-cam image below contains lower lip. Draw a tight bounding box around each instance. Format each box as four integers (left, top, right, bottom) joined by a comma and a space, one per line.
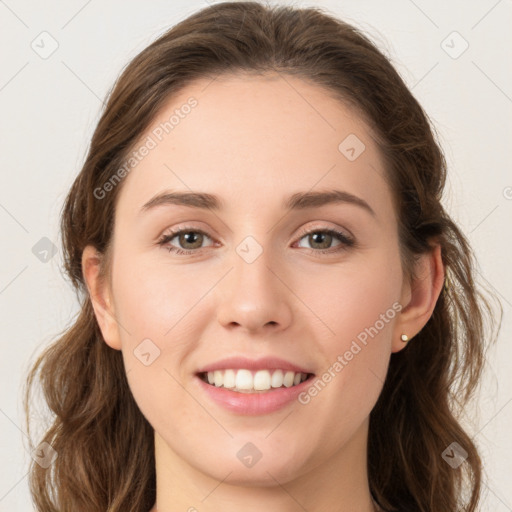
195, 375, 315, 415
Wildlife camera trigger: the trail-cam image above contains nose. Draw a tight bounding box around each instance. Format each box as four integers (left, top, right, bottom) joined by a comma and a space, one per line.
216, 244, 293, 335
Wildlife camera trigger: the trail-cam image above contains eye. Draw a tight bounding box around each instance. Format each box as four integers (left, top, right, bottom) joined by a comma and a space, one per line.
157, 226, 355, 256
294, 227, 355, 254
157, 227, 215, 255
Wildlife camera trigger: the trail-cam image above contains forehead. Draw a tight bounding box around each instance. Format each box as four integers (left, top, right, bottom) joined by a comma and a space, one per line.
115, 72, 393, 222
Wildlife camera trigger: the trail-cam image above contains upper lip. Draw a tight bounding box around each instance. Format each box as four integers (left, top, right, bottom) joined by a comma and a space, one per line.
196, 356, 314, 375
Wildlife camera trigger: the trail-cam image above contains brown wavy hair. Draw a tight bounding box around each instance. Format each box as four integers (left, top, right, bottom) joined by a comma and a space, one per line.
23, 2, 502, 511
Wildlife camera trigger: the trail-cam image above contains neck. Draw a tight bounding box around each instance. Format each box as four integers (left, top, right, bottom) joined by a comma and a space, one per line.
149, 417, 377, 512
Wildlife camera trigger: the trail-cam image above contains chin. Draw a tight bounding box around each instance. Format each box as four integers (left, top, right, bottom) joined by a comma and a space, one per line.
196, 451, 310, 487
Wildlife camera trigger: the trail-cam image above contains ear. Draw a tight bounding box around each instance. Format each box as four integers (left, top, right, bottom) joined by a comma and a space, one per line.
392, 243, 445, 353
81, 245, 122, 350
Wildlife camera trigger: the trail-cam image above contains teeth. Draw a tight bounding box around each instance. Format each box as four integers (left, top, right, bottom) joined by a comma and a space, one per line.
223, 369, 236, 388
253, 370, 271, 390
203, 369, 309, 392
271, 369, 284, 388
283, 371, 294, 387
236, 369, 253, 390
214, 370, 223, 387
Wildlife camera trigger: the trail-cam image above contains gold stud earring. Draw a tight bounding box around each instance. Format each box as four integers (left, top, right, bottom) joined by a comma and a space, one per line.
400, 334, 409, 343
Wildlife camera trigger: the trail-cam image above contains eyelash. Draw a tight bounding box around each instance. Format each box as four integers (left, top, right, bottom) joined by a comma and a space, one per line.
157, 225, 355, 256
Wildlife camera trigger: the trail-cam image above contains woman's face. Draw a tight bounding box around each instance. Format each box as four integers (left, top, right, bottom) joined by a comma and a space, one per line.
89, 73, 413, 487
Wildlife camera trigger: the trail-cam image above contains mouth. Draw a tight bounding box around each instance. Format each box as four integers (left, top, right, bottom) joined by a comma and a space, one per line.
196, 369, 316, 394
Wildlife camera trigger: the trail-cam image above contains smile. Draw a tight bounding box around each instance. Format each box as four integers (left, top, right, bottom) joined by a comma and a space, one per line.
198, 368, 313, 393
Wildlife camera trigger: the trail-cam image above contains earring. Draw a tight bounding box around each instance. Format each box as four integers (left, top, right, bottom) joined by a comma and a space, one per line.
400, 334, 409, 343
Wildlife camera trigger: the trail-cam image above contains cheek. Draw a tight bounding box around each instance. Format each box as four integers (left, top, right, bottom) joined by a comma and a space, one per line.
302, 253, 401, 411
113, 258, 203, 433
111, 254, 213, 399
112, 255, 209, 340
306, 256, 401, 351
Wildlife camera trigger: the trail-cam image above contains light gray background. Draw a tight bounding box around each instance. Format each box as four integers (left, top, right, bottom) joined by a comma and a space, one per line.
1, 0, 511, 510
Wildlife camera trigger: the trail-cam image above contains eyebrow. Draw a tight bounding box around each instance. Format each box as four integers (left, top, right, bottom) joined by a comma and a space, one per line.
140, 189, 376, 218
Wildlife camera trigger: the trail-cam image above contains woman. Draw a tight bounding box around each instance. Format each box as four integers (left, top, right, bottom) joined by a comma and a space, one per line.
23, 2, 502, 511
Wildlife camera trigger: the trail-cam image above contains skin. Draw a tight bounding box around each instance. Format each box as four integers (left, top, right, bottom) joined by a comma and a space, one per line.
82, 72, 445, 512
